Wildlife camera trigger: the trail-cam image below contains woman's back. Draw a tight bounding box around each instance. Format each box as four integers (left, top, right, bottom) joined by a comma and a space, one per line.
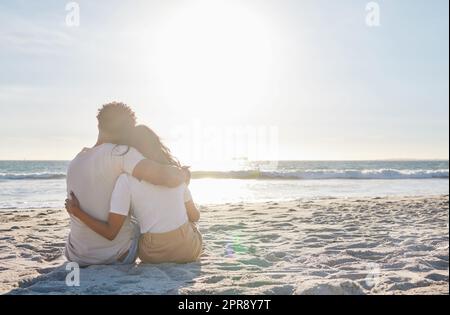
112, 174, 190, 234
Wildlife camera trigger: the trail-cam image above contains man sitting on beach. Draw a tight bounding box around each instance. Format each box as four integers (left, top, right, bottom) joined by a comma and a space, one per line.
65, 102, 189, 266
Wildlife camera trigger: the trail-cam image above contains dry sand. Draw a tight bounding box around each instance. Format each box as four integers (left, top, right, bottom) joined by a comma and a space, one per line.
1, 195, 448, 295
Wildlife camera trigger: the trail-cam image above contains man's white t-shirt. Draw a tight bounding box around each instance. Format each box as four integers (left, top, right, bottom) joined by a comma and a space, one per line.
110, 174, 192, 234
65, 144, 145, 266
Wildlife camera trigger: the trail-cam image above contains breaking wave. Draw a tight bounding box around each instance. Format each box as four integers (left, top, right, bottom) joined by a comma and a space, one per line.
191, 169, 449, 180
1, 169, 448, 181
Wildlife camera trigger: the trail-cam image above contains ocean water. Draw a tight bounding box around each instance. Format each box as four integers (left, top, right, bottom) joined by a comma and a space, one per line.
0, 160, 448, 209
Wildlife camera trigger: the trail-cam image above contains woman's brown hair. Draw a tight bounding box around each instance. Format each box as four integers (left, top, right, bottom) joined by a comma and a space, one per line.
130, 125, 181, 168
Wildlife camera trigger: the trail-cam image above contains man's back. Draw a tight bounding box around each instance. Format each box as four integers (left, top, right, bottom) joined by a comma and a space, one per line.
65, 144, 144, 266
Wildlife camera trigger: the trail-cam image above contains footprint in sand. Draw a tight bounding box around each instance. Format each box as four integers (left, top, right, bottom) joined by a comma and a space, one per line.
325, 257, 359, 267
263, 284, 295, 295
424, 259, 449, 271
238, 257, 272, 268
0, 236, 15, 241
20, 252, 32, 258
217, 262, 243, 271
1, 254, 17, 259
203, 275, 226, 284
425, 273, 448, 282
345, 249, 387, 261
16, 244, 38, 251
37, 267, 57, 274
436, 254, 448, 262
265, 251, 291, 262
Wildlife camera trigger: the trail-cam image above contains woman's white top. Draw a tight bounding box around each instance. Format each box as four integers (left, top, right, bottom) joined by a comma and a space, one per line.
110, 174, 192, 234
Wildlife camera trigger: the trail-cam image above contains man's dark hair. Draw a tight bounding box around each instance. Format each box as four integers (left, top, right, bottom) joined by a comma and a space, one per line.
97, 102, 137, 142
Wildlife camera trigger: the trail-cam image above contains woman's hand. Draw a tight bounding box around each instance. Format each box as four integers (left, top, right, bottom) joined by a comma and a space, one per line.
65, 192, 81, 217
64, 192, 126, 241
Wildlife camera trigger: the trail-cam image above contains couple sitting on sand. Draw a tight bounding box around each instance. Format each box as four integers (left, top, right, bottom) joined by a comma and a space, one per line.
64, 102, 202, 266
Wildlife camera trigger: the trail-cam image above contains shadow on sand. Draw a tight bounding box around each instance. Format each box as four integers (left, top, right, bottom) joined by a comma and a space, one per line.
7, 261, 202, 295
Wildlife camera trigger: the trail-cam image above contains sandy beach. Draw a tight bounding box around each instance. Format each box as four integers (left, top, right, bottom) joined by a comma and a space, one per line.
1, 195, 448, 295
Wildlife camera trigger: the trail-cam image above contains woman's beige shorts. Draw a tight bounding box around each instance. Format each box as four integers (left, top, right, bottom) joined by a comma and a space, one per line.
138, 222, 203, 264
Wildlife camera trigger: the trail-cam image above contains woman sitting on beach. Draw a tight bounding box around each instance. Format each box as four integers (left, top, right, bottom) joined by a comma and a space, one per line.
65, 125, 202, 264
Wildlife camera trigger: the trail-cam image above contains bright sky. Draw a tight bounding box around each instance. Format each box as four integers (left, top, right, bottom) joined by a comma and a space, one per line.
0, 0, 448, 161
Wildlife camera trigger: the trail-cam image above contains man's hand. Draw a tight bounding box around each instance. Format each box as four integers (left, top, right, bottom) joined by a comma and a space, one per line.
65, 192, 81, 217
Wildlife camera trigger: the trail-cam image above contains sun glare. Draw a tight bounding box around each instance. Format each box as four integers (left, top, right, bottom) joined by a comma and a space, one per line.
152, 0, 275, 120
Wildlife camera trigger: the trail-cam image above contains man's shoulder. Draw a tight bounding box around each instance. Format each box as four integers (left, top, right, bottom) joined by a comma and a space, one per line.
81, 143, 133, 156
68, 144, 123, 168
98, 143, 139, 157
